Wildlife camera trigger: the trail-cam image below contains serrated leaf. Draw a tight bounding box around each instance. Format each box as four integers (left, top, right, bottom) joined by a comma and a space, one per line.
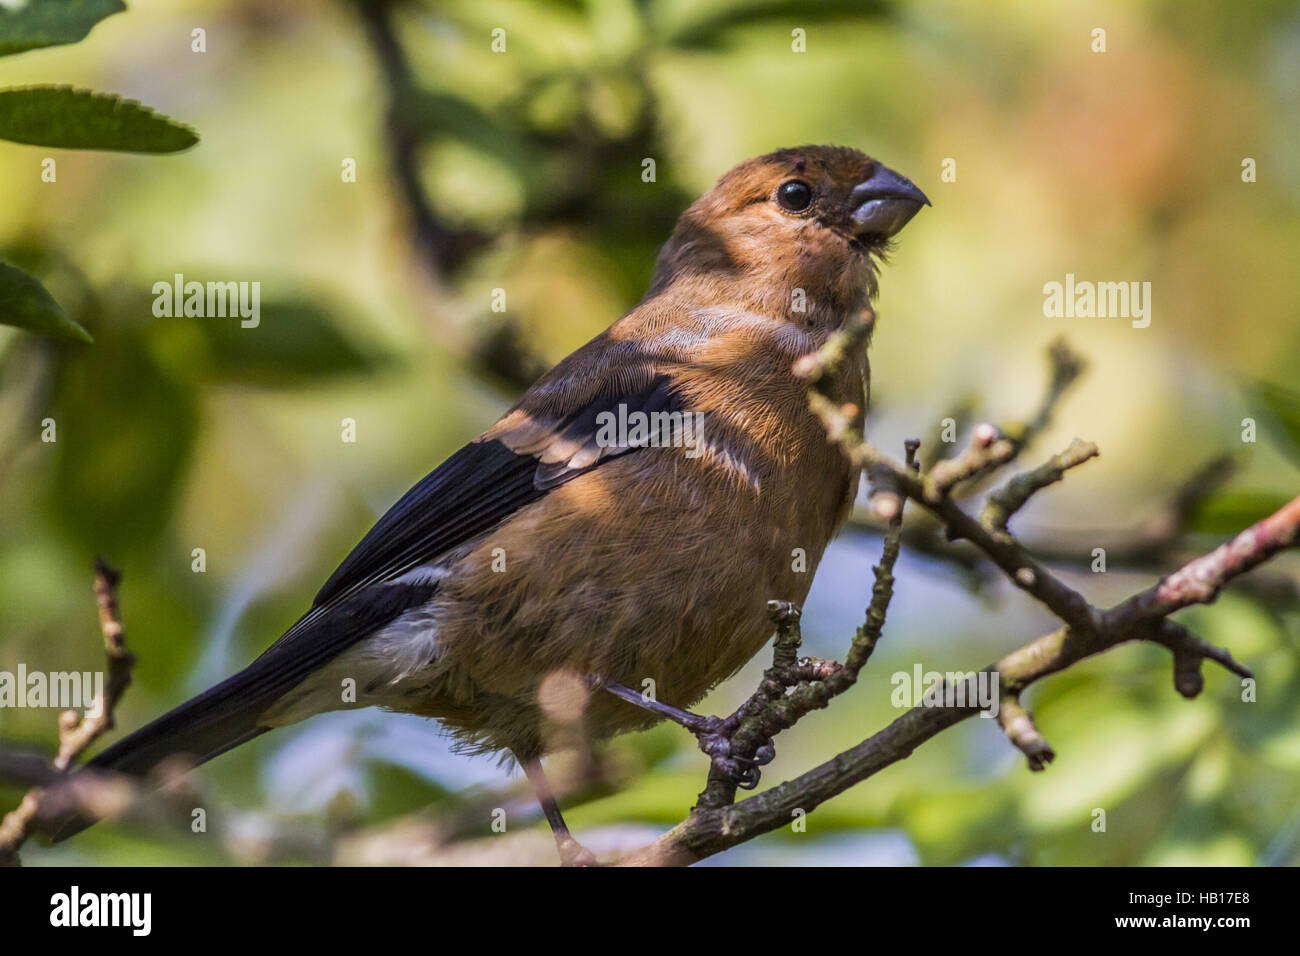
0, 0, 124, 57
0, 261, 92, 342
0, 86, 197, 152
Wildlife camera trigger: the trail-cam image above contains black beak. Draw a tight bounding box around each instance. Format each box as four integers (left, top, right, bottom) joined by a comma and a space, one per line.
849, 164, 930, 238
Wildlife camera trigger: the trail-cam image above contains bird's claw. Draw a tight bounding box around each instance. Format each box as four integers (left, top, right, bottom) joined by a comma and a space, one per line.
730, 763, 762, 790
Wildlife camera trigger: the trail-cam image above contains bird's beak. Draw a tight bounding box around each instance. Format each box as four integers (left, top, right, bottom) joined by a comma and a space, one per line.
848, 164, 930, 238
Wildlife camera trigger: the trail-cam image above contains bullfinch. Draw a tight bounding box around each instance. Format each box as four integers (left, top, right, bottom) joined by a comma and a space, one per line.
54, 145, 928, 862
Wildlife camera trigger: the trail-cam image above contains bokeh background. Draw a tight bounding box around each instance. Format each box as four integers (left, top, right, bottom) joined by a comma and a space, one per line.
1, 0, 1298, 865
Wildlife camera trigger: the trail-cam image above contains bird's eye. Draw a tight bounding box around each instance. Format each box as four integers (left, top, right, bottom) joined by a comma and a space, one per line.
776, 179, 813, 212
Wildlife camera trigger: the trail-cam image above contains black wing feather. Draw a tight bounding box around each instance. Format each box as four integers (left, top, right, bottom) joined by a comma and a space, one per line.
312, 438, 544, 607
535, 376, 683, 488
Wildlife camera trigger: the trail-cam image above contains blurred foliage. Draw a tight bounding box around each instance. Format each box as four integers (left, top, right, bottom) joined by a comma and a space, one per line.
0, 0, 1297, 866
181, 298, 386, 387
0, 0, 196, 345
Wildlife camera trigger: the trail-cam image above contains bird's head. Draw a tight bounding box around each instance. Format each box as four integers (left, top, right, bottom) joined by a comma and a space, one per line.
648, 145, 929, 326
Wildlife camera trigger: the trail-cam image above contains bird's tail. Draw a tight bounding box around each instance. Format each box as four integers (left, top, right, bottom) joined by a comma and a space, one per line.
49, 663, 277, 842
49, 581, 437, 843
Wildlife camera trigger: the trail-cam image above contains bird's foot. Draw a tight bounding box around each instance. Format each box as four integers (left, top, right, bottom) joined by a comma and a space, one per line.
694, 718, 775, 790
596, 679, 777, 788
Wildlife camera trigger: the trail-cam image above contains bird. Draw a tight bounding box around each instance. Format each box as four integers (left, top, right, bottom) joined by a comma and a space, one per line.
52, 145, 928, 863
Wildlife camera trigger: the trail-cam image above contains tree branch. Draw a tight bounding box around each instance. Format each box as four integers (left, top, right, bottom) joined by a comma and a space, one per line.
613, 337, 1291, 867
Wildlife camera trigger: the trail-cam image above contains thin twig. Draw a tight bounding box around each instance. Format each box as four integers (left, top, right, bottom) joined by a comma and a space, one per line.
979, 438, 1100, 534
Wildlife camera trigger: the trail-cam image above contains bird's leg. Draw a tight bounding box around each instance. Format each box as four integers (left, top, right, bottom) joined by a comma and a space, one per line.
597, 681, 775, 789
598, 680, 723, 734
516, 755, 597, 867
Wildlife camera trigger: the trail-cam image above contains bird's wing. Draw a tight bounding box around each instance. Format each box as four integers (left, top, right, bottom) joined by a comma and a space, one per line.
60, 341, 690, 828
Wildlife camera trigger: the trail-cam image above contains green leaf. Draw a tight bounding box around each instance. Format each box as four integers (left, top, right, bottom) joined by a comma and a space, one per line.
0, 86, 198, 152
0, 0, 124, 57
0, 261, 92, 341
190, 299, 384, 388
1249, 381, 1300, 467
